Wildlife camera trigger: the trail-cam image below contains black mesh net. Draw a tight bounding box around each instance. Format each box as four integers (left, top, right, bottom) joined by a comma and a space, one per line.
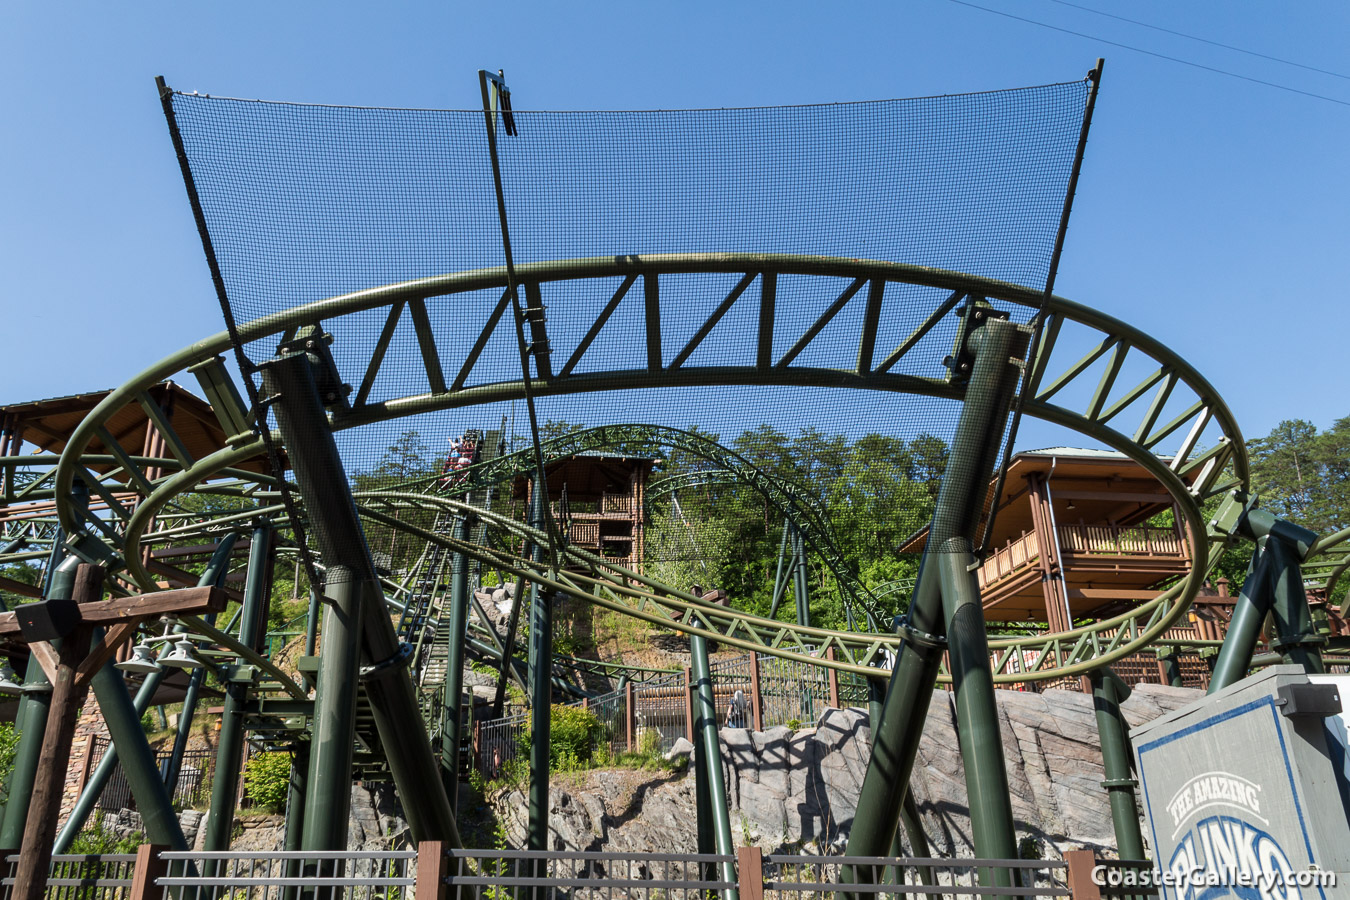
162, 75, 1092, 630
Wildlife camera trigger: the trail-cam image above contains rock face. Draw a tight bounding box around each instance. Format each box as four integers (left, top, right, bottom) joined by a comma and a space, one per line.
489, 684, 1201, 859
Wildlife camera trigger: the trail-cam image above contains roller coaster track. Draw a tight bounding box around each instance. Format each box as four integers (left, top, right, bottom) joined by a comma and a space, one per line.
42, 254, 1250, 683
394, 423, 883, 625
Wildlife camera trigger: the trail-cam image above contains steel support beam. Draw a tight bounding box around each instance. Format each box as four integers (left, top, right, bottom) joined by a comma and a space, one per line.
526, 487, 551, 852
55, 534, 239, 853
441, 514, 473, 809
259, 349, 460, 849
691, 631, 739, 899
1088, 668, 1144, 860
844, 314, 1025, 891
203, 523, 274, 851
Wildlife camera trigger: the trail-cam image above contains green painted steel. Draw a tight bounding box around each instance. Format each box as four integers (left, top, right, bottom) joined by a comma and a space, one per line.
1088, 668, 1145, 860
1266, 537, 1325, 674
526, 489, 552, 853
260, 350, 460, 846
204, 524, 274, 851
54, 533, 240, 853
691, 631, 739, 899
440, 514, 473, 808
844, 312, 1025, 889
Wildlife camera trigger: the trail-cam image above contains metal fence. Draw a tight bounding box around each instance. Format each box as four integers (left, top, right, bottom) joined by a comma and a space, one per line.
157, 850, 416, 900
474, 652, 878, 778
86, 737, 217, 813
0, 852, 136, 900
440, 847, 734, 900
760, 853, 1069, 898
0, 844, 1110, 900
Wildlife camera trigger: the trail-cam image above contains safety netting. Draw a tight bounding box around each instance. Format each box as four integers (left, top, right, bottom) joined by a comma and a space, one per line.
161, 73, 1094, 629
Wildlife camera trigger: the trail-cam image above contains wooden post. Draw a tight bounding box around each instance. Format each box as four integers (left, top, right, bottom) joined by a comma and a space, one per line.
625, 681, 636, 752
825, 648, 840, 709
736, 845, 764, 900
128, 843, 169, 900
11, 565, 100, 900
416, 840, 451, 900
1063, 849, 1102, 900
748, 652, 764, 732
683, 666, 696, 743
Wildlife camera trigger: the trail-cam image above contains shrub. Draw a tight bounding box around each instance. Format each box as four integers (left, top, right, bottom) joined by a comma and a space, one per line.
0, 723, 18, 805
243, 752, 292, 812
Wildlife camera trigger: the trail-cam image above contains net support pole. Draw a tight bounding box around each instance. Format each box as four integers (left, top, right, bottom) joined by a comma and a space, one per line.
843, 314, 1026, 894
691, 630, 739, 899
526, 487, 552, 854
54, 534, 239, 853
203, 522, 274, 851
1208, 547, 1271, 692
1088, 667, 1144, 860
441, 513, 474, 810
259, 350, 461, 849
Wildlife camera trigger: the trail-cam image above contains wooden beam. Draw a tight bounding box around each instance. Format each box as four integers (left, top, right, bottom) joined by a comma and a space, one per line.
0, 586, 226, 637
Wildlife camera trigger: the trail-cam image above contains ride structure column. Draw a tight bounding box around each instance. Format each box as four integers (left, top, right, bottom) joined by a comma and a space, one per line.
844, 308, 1028, 888
203, 522, 275, 851
1087, 668, 1144, 860
258, 345, 460, 849
525, 485, 552, 853
690, 628, 739, 899
441, 512, 475, 809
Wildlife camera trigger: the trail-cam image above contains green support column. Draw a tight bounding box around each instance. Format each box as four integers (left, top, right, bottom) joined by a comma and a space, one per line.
56, 534, 240, 853
1266, 536, 1324, 674
0, 554, 77, 848
281, 743, 311, 900
791, 524, 811, 629
526, 488, 552, 852
844, 312, 1026, 890
1088, 669, 1144, 860
691, 631, 739, 899
203, 523, 274, 851
936, 546, 1019, 882
1159, 653, 1183, 688
1208, 548, 1271, 692
260, 346, 460, 848
441, 514, 474, 810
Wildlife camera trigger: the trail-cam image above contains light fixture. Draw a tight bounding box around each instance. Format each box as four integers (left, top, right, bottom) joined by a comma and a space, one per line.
0, 661, 23, 695
116, 643, 163, 675
158, 640, 204, 670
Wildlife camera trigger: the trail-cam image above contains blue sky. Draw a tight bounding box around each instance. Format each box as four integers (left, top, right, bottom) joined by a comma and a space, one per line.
2, 1, 1347, 452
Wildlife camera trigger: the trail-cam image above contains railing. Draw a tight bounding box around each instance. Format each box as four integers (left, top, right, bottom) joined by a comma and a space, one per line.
979, 530, 1042, 589
155, 850, 416, 900
0, 852, 136, 900
1057, 524, 1183, 558
474, 652, 875, 777
0, 843, 1127, 899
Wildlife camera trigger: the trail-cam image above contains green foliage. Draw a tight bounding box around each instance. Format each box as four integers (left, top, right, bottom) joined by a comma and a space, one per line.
1249, 417, 1350, 536
352, 429, 440, 572
544, 704, 602, 768
70, 812, 143, 854
0, 722, 18, 806
0, 562, 40, 607
242, 751, 292, 813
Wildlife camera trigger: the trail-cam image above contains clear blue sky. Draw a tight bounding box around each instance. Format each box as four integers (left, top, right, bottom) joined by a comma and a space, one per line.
2, 1, 1346, 450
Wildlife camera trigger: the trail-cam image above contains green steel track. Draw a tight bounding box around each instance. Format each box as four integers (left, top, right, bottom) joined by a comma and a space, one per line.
24, 252, 1258, 686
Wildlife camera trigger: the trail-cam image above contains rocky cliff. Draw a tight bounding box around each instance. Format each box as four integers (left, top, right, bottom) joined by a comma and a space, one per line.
489, 684, 1201, 859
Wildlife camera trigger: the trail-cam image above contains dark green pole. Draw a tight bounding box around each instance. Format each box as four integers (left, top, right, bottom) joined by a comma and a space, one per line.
1088, 668, 1144, 860
526, 485, 552, 853
1266, 536, 1324, 674
691, 631, 739, 899
1208, 548, 1271, 692
203, 523, 274, 851
54, 534, 239, 853
1159, 652, 1183, 688
441, 514, 474, 810
866, 678, 933, 889
792, 524, 811, 629
259, 348, 460, 848
844, 313, 1026, 890
936, 546, 1019, 883
0, 555, 75, 848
